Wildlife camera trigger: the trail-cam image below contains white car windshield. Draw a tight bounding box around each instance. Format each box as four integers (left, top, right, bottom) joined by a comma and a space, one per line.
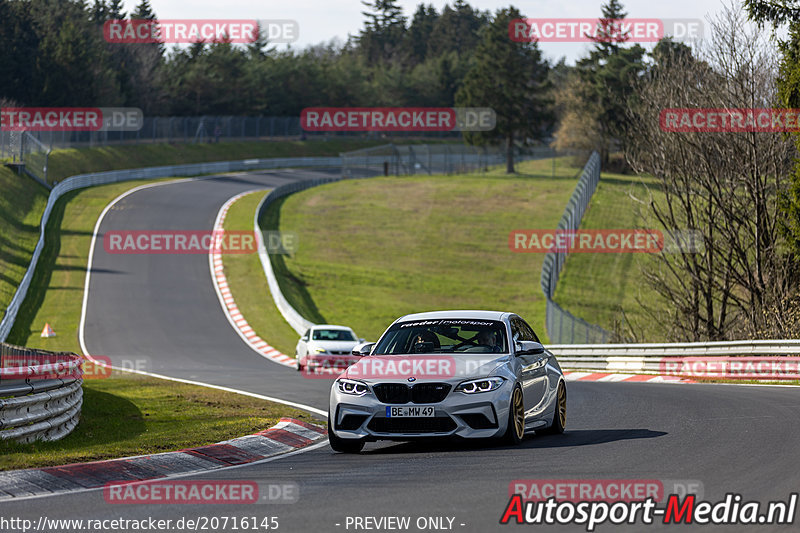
312, 329, 357, 341
373, 319, 507, 355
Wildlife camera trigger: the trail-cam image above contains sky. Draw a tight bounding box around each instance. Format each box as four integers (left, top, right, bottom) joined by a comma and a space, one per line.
120, 0, 739, 64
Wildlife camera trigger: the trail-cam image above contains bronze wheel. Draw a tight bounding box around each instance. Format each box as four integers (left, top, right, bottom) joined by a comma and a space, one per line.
502, 386, 525, 445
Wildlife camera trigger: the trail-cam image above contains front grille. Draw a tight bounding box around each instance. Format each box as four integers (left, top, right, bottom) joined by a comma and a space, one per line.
367, 417, 457, 434
373, 383, 410, 403
372, 383, 451, 404
411, 383, 451, 403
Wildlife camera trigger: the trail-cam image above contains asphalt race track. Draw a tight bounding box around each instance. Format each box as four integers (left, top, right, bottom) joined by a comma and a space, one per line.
5, 169, 800, 532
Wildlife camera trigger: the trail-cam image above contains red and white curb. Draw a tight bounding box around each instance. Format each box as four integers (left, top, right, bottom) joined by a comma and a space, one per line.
564, 371, 695, 384
210, 191, 296, 368
0, 418, 325, 500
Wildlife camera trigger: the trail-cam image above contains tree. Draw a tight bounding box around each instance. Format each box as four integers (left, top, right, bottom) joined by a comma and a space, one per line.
359, 0, 407, 64
455, 7, 552, 173
744, 0, 800, 263
574, 0, 646, 163
626, 6, 795, 340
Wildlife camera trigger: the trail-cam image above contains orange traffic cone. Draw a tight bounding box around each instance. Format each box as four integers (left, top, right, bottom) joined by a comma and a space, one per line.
40, 323, 56, 338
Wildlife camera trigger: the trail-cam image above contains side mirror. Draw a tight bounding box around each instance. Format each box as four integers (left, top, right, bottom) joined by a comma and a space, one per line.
359, 338, 365, 343
515, 341, 544, 356
352, 342, 375, 357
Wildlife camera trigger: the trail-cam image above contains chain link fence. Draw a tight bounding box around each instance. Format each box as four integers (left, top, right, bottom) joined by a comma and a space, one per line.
341, 144, 564, 177
540, 151, 612, 343
0, 116, 463, 153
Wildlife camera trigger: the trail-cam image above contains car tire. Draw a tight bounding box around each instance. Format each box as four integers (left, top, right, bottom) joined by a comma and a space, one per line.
327, 413, 365, 453
541, 381, 566, 435
502, 385, 525, 445
295, 354, 303, 371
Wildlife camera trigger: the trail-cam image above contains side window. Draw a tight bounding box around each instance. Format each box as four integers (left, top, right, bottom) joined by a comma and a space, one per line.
512, 317, 538, 342
519, 319, 539, 342
510, 319, 522, 342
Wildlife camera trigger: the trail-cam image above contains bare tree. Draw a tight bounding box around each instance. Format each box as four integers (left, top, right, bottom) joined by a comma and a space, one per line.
625, 3, 796, 340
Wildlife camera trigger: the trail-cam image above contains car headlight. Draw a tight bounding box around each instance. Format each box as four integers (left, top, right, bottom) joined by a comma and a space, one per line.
336, 378, 370, 396
455, 377, 505, 394
314, 347, 328, 354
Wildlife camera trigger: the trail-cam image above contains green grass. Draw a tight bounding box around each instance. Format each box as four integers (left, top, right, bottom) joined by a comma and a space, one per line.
0, 168, 49, 326
221, 191, 300, 356
6, 179, 173, 351
552, 172, 671, 341
29, 139, 453, 186
0, 373, 317, 470
260, 156, 588, 343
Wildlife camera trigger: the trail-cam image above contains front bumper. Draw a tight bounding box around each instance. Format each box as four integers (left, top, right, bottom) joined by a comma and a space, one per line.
329, 380, 513, 441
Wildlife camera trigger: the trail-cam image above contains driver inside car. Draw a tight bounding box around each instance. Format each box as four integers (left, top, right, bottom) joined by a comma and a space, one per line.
476, 329, 502, 352
410, 330, 440, 353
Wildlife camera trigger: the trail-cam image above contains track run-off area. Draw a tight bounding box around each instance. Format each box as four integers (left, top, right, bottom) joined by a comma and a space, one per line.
4, 168, 800, 533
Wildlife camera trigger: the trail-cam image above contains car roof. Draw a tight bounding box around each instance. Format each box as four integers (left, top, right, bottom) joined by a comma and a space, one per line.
393, 310, 510, 323
312, 324, 354, 330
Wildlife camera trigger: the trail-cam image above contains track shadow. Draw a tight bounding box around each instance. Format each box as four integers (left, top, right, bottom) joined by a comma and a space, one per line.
362, 428, 666, 455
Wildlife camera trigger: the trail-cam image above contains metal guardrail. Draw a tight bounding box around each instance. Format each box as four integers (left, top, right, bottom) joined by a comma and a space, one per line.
540, 152, 612, 343
0, 156, 344, 342
254, 177, 345, 336
0, 343, 84, 443
550, 340, 800, 378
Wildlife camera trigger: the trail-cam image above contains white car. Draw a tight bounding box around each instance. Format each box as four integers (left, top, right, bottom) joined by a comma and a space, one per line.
295, 325, 364, 372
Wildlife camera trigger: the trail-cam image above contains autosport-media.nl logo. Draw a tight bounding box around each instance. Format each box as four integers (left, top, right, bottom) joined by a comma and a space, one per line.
0, 107, 143, 132
509, 229, 704, 254
502, 479, 797, 530
660, 108, 800, 133
509, 18, 703, 43
300, 107, 495, 132
103, 19, 299, 44
103, 230, 298, 255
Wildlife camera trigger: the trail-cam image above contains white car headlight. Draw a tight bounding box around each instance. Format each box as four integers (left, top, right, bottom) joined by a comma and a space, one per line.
455, 377, 505, 394
314, 347, 328, 354
336, 378, 370, 396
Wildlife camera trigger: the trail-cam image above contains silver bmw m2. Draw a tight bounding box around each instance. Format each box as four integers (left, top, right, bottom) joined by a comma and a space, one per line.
328, 310, 567, 453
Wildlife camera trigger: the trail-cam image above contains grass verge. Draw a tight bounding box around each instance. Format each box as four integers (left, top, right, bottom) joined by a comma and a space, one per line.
221, 191, 300, 356
0, 372, 316, 471
27, 139, 453, 186
0, 168, 49, 324
260, 156, 588, 343
552, 172, 671, 341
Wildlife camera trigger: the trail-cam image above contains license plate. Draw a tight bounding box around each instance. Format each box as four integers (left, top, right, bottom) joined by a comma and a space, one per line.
386, 405, 435, 417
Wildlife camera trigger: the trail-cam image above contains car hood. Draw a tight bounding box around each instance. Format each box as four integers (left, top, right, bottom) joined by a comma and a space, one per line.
340, 353, 509, 383
308, 340, 359, 350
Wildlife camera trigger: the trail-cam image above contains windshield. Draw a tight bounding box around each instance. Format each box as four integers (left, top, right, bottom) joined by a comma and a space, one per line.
373, 319, 507, 355
312, 329, 357, 341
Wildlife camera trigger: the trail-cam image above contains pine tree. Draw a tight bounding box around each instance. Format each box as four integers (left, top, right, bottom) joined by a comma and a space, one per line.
455, 7, 552, 173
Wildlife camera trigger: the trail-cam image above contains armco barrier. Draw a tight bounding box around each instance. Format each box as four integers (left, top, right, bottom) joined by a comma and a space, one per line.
0, 343, 84, 443
255, 176, 348, 335
550, 340, 800, 379
0, 156, 342, 342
